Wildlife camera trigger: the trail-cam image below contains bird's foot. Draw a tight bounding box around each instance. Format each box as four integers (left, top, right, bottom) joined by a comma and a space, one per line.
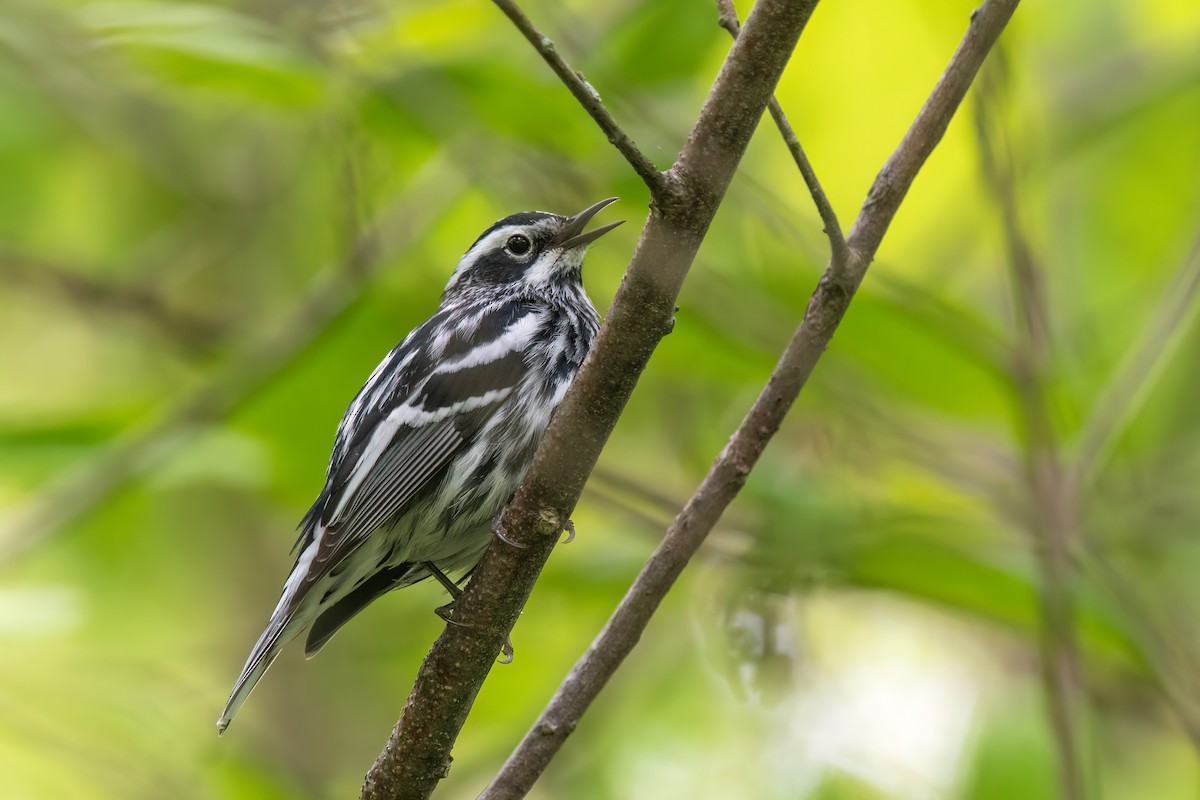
497, 637, 514, 664
434, 599, 469, 627
425, 562, 470, 626
560, 519, 577, 544
492, 515, 527, 549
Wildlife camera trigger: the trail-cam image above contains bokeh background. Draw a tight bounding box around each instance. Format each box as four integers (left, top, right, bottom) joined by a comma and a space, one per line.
3, 0, 1200, 797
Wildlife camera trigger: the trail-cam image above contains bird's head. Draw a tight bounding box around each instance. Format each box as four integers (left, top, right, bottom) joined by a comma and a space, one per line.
444, 197, 622, 299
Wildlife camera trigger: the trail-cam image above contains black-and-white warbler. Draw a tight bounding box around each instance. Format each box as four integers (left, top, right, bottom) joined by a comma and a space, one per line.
218, 198, 622, 733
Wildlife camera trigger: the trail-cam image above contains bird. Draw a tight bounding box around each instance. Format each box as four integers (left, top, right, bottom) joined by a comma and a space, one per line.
217, 198, 622, 734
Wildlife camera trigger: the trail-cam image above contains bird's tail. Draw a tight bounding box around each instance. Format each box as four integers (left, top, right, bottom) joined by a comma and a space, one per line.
217, 606, 301, 734
219, 516, 336, 734
217, 546, 333, 734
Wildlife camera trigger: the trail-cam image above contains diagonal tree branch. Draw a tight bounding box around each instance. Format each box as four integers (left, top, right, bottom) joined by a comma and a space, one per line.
477, 2, 1022, 797
359, 1, 821, 797
715, 0, 848, 270
491, 0, 667, 196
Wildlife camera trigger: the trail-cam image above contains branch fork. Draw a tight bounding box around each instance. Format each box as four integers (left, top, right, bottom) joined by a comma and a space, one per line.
364, 1, 1022, 798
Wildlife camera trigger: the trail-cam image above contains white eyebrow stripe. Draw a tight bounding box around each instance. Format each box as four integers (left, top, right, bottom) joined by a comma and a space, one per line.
451, 228, 518, 285
446, 215, 562, 290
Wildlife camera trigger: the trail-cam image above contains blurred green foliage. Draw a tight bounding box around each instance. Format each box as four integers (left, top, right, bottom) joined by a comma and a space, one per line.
1, 0, 1199, 798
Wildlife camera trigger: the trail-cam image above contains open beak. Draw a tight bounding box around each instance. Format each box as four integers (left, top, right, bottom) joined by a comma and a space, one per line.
551, 197, 623, 249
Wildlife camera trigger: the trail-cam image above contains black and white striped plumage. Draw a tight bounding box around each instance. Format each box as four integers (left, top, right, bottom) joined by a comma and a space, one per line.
218, 198, 621, 733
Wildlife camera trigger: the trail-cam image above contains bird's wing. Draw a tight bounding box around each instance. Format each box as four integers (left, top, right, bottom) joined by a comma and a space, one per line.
217, 299, 543, 733
295, 298, 541, 591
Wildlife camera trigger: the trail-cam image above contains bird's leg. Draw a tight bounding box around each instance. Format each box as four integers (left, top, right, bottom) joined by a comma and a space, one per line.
425, 562, 468, 627
561, 519, 577, 544
492, 514, 526, 549
424, 560, 515, 662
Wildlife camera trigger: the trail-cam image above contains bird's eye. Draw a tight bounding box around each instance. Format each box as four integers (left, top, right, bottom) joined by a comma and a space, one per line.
505, 234, 532, 256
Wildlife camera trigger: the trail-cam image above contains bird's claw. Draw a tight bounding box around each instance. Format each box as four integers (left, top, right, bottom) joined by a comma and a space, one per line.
497, 638, 514, 664
491, 515, 575, 546
435, 600, 469, 627
492, 516, 527, 549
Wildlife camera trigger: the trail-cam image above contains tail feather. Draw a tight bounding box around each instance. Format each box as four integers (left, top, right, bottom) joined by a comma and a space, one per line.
218, 523, 399, 732
219, 523, 331, 734
217, 615, 300, 734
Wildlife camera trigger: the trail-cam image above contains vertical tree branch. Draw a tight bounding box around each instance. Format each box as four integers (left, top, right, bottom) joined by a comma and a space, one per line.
1075, 229, 1200, 751
976, 61, 1088, 800
360, 1, 821, 797
478, 3, 1021, 797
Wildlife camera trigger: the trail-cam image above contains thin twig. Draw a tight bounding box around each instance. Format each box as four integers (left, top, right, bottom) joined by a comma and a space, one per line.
715, 0, 849, 271
359, 1, 821, 797
975, 59, 1088, 800
1076, 229, 1200, 481
0, 167, 462, 566
491, 0, 667, 197
478, 2, 1021, 797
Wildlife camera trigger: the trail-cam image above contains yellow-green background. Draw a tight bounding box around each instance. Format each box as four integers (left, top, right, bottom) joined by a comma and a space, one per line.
2, 0, 1199, 797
